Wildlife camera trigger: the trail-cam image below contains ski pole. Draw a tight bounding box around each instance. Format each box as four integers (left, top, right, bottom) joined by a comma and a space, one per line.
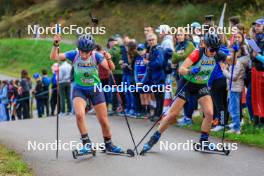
109, 72, 139, 155
222, 43, 237, 143
132, 77, 191, 152
55, 25, 60, 159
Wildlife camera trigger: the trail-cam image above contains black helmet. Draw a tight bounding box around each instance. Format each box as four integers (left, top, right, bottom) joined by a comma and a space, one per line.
203, 33, 220, 49
77, 34, 96, 52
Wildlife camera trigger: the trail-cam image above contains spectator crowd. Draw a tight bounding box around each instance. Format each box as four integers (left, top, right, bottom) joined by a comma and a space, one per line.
0, 15, 264, 135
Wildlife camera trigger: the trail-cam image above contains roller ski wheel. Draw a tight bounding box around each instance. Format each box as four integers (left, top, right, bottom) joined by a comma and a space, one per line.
102, 149, 135, 157
102, 141, 134, 157
193, 142, 230, 156
72, 147, 96, 159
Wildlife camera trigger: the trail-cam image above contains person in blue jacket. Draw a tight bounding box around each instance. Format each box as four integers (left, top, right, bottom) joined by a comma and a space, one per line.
134, 43, 149, 117
142, 33, 166, 122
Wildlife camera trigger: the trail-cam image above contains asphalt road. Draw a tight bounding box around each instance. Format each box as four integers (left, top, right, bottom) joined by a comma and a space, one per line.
0, 115, 263, 176
0, 74, 16, 80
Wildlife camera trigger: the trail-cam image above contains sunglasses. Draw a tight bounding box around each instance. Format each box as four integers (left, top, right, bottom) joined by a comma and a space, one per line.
207, 47, 218, 53
137, 48, 145, 51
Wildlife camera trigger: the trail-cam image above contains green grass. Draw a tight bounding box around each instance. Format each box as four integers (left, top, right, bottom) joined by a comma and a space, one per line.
1, 0, 263, 40
180, 113, 264, 149
0, 39, 75, 77
0, 144, 32, 176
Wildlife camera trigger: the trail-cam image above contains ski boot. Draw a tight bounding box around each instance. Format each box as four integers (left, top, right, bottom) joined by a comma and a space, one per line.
140, 131, 161, 155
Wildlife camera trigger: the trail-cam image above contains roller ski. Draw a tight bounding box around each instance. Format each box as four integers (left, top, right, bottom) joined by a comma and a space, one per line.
193, 140, 230, 156
72, 143, 96, 159
101, 140, 135, 157
140, 131, 161, 155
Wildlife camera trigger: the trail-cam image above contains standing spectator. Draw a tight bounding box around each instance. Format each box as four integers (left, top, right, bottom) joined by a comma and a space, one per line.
144, 26, 154, 52
32, 73, 44, 118
156, 24, 174, 120
172, 29, 196, 82
96, 45, 115, 112
42, 69, 51, 117
119, 37, 136, 116
229, 16, 240, 45
120, 39, 137, 117
142, 33, 166, 122
220, 32, 250, 134
251, 18, 264, 125
190, 22, 202, 48
156, 24, 174, 51
50, 63, 59, 116
144, 26, 154, 37
17, 70, 31, 119
172, 29, 196, 126
127, 41, 140, 118
108, 36, 123, 115
59, 61, 72, 116
10, 80, 20, 120
0, 80, 9, 121
134, 44, 149, 117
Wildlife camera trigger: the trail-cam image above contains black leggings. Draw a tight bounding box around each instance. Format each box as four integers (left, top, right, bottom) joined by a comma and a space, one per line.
17, 92, 30, 119
210, 78, 228, 126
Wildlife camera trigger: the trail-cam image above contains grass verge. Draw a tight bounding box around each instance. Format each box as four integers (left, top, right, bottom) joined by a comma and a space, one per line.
0, 144, 32, 176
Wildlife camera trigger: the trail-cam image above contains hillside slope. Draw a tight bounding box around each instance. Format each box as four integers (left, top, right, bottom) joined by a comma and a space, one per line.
0, 0, 262, 40
0, 39, 75, 77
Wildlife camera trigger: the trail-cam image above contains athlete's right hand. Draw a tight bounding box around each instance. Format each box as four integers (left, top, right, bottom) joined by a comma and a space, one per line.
53, 34, 61, 44
189, 67, 200, 75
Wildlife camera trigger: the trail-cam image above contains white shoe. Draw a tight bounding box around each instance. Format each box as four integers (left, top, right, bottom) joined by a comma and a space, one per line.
59, 113, 65, 116
228, 123, 235, 129
211, 125, 224, 132
88, 108, 95, 114
177, 116, 185, 123
226, 129, 241, 134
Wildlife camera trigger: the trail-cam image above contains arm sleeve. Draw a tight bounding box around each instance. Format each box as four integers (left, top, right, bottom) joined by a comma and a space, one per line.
187, 49, 200, 63
256, 54, 264, 64
95, 52, 104, 65
64, 50, 77, 62
223, 64, 242, 81
172, 42, 195, 63
208, 65, 218, 87
148, 50, 164, 69
216, 51, 227, 63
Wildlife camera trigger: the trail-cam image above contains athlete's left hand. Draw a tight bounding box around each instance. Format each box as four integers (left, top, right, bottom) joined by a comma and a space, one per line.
190, 67, 200, 75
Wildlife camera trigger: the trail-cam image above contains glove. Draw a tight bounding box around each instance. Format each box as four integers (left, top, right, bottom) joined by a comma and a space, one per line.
190, 67, 200, 75
232, 43, 240, 52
